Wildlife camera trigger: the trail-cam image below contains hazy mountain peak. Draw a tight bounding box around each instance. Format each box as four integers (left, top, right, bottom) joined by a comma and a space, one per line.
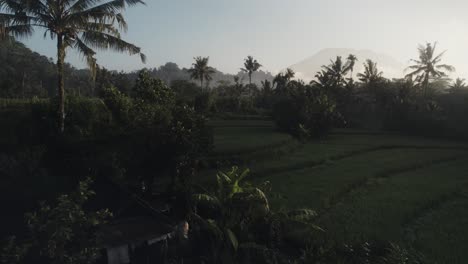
290, 48, 405, 82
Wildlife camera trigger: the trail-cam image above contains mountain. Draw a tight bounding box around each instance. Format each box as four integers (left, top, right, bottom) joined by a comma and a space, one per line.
289, 48, 405, 82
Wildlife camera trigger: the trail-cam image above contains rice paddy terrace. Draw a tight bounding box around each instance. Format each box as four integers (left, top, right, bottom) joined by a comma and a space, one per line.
207, 118, 468, 263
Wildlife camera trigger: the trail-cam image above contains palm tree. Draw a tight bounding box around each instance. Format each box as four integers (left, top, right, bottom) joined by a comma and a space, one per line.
345, 54, 358, 80
448, 78, 467, 93
284, 68, 295, 80
322, 56, 349, 87
241, 55, 262, 86
312, 69, 333, 90
0, 0, 146, 132
188, 56, 216, 89
405, 42, 455, 97
357, 59, 384, 84
273, 68, 295, 90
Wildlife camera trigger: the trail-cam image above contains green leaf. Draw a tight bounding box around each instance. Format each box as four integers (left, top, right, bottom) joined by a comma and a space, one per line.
287, 209, 318, 221
225, 228, 238, 251
237, 168, 250, 182
192, 194, 220, 207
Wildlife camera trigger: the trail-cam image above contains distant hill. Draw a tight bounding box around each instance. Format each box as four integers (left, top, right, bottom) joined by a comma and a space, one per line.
289, 48, 405, 82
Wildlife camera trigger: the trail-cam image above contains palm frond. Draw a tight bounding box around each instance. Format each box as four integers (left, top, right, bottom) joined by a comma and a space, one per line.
404, 67, 425, 77
67, 0, 100, 12
225, 228, 238, 251
431, 50, 447, 64
436, 64, 455, 72
78, 22, 120, 37
67, 0, 123, 25
81, 30, 145, 62
0, 12, 39, 25
3, 24, 33, 38
74, 36, 97, 77
237, 168, 250, 182
406, 65, 424, 70
192, 194, 220, 207
0, 0, 25, 13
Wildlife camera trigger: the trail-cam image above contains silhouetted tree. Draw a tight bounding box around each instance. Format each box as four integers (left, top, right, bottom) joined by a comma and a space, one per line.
345, 54, 358, 80
0, 0, 146, 132
405, 42, 454, 97
273, 68, 295, 92
448, 78, 467, 93
241, 55, 262, 86
322, 56, 349, 87
312, 69, 333, 90
188, 56, 216, 89
357, 59, 384, 85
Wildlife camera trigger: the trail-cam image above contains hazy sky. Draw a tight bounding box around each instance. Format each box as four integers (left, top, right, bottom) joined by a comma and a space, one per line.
22, 0, 468, 77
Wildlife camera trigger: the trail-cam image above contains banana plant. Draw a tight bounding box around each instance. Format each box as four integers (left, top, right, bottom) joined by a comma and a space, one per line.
191, 167, 270, 261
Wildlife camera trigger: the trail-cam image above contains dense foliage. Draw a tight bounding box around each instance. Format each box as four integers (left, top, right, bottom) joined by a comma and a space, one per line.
1, 178, 111, 264
2, 35, 468, 263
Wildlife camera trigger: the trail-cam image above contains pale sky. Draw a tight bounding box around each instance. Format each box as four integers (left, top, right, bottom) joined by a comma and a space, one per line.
22, 0, 468, 78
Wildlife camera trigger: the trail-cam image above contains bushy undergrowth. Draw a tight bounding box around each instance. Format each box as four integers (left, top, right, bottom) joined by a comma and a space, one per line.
272, 84, 341, 139
0, 70, 213, 218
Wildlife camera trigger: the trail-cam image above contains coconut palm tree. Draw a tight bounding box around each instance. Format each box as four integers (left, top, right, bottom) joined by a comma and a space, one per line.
284, 68, 295, 80
448, 78, 467, 93
322, 56, 349, 87
188, 56, 216, 89
357, 59, 384, 84
312, 69, 333, 90
273, 68, 295, 90
405, 42, 455, 97
0, 0, 146, 132
345, 54, 358, 80
240, 55, 262, 86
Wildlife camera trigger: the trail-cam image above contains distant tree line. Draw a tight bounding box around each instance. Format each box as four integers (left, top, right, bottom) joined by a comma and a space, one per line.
0, 38, 275, 99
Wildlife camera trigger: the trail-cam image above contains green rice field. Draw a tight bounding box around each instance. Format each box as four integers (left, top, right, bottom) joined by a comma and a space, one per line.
207, 118, 468, 263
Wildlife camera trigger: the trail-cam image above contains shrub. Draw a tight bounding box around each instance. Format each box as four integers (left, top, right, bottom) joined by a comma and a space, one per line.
272, 85, 340, 139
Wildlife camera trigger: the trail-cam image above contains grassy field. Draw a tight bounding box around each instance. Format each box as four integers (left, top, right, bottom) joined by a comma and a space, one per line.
210, 119, 294, 155
207, 118, 468, 263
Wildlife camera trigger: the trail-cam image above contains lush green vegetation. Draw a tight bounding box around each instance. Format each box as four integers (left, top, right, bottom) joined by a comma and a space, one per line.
207, 118, 468, 263
2, 1, 468, 263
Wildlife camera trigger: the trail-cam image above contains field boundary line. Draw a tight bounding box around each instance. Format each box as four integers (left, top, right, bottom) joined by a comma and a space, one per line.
318, 154, 468, 218
402, 188, 468, 245
254, 145, 468, 178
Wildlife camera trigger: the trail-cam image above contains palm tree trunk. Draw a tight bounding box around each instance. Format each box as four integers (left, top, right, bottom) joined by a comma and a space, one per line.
423, 74, 429, 97
57, 35, 66, 133
21, 71, 25, 98
249, 73, 252, 86
200, 79, 203, 90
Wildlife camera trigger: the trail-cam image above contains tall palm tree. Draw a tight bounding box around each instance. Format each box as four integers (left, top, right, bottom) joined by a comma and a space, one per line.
241, 55, 262, 86
345, 54, 358, 80
405, 42, 455, 97
322, 56, 349, 87
357, 59, 384, 84
188, 56, 216, 89
0, 0, 146, 132
284, 68, 295, 81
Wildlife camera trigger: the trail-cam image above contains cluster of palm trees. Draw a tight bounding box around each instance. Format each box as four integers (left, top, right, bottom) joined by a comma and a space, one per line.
1, 0, 460, 131
188, 55, 263, 89
314, 42, 456, 97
